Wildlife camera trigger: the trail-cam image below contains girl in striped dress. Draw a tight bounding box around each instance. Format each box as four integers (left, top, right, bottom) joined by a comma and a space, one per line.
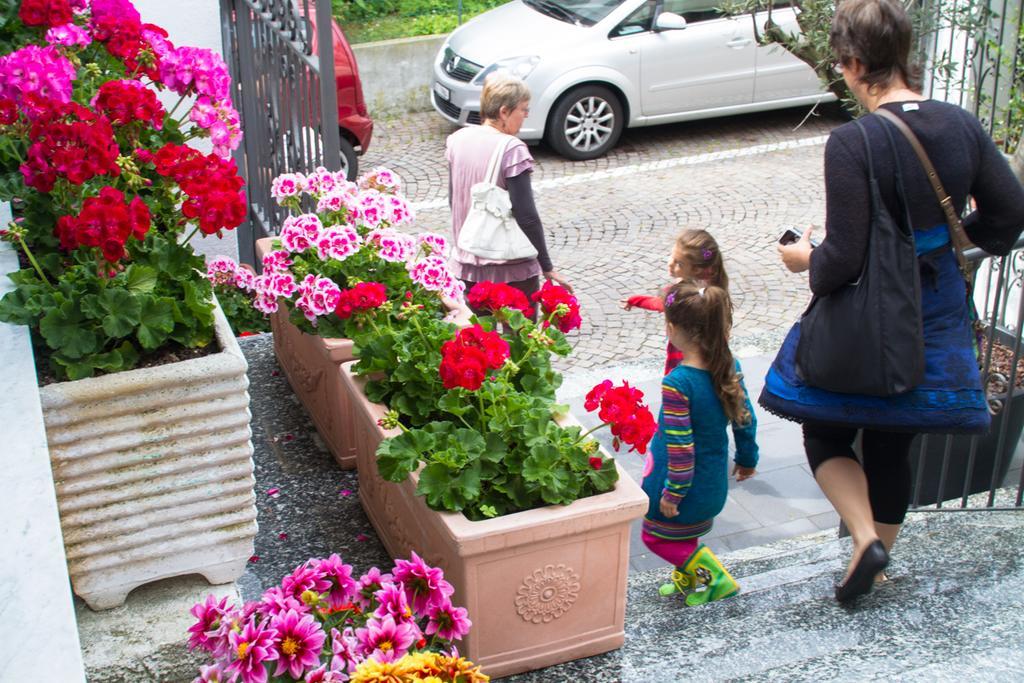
641, 282, 759, 604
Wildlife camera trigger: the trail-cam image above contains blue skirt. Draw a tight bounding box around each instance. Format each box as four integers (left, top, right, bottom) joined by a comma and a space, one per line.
759, 244, 990, 434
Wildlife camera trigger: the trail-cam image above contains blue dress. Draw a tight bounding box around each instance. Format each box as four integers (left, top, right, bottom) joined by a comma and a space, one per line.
642, 363, 759, 539
759, 230, 990, 434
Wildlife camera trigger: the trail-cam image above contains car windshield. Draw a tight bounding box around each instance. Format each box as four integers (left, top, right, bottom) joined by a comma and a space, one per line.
522, 0, 625, 27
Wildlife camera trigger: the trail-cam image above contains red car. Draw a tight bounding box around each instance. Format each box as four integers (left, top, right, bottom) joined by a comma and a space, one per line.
307, 10, 373, 180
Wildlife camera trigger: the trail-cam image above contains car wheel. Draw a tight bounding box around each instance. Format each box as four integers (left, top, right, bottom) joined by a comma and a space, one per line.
546, 85, 624, 161
339, 135, 358, 181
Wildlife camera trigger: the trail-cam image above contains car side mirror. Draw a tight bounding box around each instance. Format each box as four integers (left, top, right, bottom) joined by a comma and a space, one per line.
654, 12, 688, 31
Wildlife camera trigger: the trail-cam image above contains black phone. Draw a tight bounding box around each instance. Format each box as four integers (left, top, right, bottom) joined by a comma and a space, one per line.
779, 229, 819, 248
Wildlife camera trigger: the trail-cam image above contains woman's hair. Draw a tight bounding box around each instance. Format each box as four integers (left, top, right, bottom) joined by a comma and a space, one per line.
480, 73, 530, 121
675, 229, 728, 290
664, 282, 750, 424
830, 0, 922, 92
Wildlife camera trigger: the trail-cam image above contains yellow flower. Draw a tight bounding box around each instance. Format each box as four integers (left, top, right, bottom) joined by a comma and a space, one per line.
437, 656, 490, 683
397, 652, 441, 676
349, 659, 407, 683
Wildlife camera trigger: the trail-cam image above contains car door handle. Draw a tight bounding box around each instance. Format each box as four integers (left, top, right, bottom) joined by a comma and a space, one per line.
727, 37, 752, 48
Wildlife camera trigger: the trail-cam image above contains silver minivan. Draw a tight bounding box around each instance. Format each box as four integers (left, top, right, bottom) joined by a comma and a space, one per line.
431, 0, 834, 160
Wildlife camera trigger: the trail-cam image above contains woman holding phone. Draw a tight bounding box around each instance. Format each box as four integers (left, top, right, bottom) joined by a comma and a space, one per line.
761, 0, 1024, 604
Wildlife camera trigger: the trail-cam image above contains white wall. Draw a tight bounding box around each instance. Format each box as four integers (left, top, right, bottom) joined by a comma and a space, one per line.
135, 0, 240, 262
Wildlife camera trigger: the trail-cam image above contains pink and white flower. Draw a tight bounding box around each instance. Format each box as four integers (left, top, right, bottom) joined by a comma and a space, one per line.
385, 194, 413, 226
359, 167, 401, 194
261, 249, 293, 274
206, 256, 237, 286
270, 609, 327, 680
415, 232, 448, 258
279, 214, 323, 254
391, 551, 455, 614
408, 256, 454, 295
355, 190, 387, 229
315, 224, 362, 262
295, 274, 342, 322
271, 172, 306, 202
366, 228, 413, 263
305, 166, 338, 197
354, 615, 416, 663
254, 271, 297, 307
443, 276, 466, 301
234, 267, 256, 291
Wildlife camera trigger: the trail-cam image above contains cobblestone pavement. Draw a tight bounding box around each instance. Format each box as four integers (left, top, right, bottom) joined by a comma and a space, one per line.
361, 106, 845, 370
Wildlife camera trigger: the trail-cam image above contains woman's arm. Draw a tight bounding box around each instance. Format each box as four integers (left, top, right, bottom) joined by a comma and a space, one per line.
505, 171, 554, 273
962, 115, 1024, 256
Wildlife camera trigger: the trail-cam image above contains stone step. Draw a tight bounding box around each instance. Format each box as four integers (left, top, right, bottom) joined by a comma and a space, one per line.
505, 503, 1024, 682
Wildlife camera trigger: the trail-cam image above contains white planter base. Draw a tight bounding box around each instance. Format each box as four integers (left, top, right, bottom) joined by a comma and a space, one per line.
41, 303, 258, 610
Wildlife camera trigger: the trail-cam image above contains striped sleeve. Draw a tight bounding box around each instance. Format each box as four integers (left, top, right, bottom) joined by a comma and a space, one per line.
661, 381, 695, 506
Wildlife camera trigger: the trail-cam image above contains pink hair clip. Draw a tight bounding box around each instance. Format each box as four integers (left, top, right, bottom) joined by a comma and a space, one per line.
665, 292, 676, 307
702, 248, 713, 261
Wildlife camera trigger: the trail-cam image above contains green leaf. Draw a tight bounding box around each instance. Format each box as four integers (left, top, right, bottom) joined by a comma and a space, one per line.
39, 301, 100, 359
137, 296, 176, 349
376, 427, 439, 482
125, 265, 158, 293
99, 288, 141, 338
183, 279, 214, 327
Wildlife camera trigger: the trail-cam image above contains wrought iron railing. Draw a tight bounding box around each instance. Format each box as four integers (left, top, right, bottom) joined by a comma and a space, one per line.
219, 0, 341, 266
909, 235, 1024, 511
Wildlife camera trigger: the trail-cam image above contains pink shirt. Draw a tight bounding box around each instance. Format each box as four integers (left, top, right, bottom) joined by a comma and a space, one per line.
445, 125, 541, 283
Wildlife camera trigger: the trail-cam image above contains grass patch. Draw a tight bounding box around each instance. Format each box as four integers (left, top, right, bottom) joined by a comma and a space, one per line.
333, 0, 508, 44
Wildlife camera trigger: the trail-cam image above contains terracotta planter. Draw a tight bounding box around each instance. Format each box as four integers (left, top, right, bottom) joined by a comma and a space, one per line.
41, 301, 257, 610
339, 362, 647, 678
255, 236, 472, 469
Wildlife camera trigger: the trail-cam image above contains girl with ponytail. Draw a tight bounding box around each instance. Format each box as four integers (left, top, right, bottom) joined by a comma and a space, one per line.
640, 282, 759, 605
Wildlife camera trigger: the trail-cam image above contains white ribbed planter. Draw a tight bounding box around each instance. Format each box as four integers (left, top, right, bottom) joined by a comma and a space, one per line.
41, 301, 258, 610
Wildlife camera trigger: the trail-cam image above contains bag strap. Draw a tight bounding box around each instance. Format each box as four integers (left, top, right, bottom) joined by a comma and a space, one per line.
874, 107, 974, 278
483, 134, 513, 186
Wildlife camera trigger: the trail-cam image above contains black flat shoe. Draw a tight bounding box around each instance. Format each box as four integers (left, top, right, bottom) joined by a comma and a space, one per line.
835, 540, 889, 604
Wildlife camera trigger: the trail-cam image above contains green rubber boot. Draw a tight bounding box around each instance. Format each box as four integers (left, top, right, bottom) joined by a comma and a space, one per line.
681, 544, 740, 606
658, 567, 694, 597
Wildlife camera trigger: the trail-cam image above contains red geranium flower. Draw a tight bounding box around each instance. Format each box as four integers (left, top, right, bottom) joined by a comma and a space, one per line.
19, 0, 73, 27
335, 282, 387, 320
467, 281, 533, 317
20, 102, 120, 192
438, 325, 510, 391
583, 380, 656, 454
55, 186, 151, 263
531, 281, 582, 332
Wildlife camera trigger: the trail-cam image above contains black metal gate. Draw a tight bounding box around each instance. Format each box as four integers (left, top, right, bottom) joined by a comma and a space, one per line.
219, 0, 341, 266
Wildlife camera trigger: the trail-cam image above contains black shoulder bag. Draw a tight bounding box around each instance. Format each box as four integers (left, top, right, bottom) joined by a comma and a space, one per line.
795, 117, 926, 396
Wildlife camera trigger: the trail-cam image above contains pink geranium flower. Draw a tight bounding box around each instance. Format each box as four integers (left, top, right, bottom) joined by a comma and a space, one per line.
354, 615, 416, 663
225, 619, 279, 683
261, 249, 293, 274
407, 256, 454, 295
391, 552, 455, 614
271, 609, 327, 680
425, 600, 472, 642
311, 554, 359, 610
187, 594, 231, 652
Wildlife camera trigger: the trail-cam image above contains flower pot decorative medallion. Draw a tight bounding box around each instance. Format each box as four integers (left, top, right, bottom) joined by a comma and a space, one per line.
256, 237, 357, 468
340, 362, 647, 677
42, 302, 257, 610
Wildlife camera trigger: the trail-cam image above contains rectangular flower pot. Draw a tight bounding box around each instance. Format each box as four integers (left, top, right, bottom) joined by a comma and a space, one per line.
256, 237, 358, 468
41, 300, 257, 610
340, 362, 648, 678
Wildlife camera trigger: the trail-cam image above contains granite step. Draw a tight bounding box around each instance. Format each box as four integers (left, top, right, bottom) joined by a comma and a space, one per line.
506, 501, 1024, 682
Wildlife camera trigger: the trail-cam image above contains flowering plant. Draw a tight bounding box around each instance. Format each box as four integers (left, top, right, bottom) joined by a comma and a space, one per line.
206, 256, 270, 336
241, 167, 462, 342
189, 553, 474, 683
348, 652, 488, 683
0, 0, 247, 380
374, 282, 655, 520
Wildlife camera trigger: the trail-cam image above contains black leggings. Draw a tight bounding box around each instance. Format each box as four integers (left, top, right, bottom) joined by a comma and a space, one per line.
803, 423, 916, 525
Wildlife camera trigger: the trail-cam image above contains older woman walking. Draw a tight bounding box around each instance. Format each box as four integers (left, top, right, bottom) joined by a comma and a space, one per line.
762, 0, 1024, 604
446, 73, 571, 307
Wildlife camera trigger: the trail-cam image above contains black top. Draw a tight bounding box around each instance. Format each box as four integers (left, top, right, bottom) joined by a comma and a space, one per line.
506, 171, 553, 273
810, 100, 1024, 295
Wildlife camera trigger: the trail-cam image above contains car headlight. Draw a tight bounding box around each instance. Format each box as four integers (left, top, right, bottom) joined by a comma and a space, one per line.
473, 55, 541, 85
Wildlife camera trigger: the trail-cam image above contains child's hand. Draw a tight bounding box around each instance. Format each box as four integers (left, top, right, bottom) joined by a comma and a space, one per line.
620, 299, 634, 311
733, 464, 757, 481
659, 498, 678, 518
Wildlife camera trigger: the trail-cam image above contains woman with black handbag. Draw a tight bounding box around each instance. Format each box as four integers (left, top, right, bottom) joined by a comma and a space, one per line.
761, 0, 1024, 604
